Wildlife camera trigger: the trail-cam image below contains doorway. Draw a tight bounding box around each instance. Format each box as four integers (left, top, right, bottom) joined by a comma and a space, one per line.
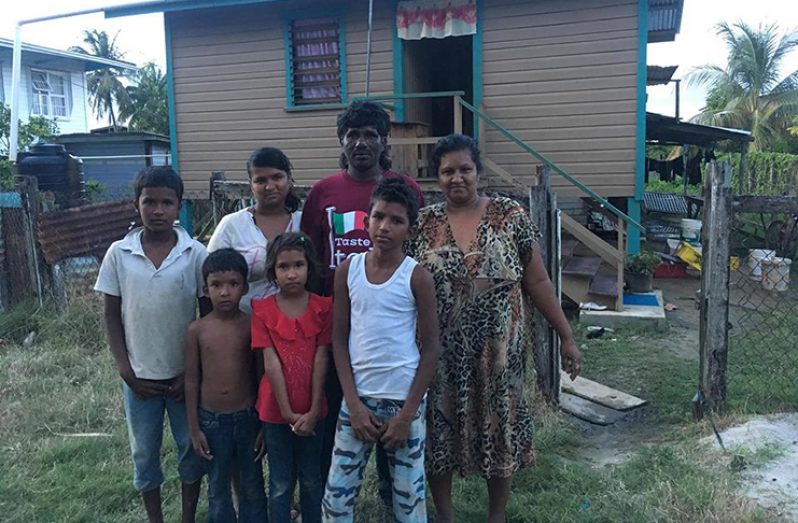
402, 35, 474, 137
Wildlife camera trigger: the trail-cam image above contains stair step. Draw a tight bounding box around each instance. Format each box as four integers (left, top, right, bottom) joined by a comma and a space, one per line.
562, 239, 579, 258
589, 273, 619, 297
563, 256, 601, 278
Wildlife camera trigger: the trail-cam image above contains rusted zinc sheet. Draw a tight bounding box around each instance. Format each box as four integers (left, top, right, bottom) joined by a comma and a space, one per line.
37, 200, 140, 264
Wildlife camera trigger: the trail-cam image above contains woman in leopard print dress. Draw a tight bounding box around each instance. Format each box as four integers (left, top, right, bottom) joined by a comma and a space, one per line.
408, 134, 582, 523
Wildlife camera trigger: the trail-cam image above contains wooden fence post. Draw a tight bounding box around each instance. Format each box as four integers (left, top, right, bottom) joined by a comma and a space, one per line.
529, 164, 560, 402
15, 175, 44, 306
699, 162, 732, 411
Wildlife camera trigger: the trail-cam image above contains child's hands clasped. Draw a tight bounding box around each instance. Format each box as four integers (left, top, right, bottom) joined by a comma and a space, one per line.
381, 416, 411, 450
191, 429, 213, 461
350, 402, 383, 442
291, 412, 319, 437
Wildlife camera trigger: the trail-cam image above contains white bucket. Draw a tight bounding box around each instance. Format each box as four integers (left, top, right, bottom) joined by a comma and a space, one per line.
761, 257, 792, 291
748, 249, 776, 280
680, 218, 702, 243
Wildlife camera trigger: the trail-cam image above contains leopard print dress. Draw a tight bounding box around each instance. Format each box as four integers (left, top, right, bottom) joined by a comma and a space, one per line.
408, 197, 541, 479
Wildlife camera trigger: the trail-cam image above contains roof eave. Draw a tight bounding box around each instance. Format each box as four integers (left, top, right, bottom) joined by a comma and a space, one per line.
104, 0, 277, 18
0, 37, 137, 71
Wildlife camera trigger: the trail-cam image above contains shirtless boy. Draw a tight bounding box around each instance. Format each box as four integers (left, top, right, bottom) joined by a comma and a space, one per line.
185, 248, 268, 522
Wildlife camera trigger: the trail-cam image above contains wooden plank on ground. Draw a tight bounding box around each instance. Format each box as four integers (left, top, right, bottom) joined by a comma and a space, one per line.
559, 392, 627, 426
561, 372, 647, 411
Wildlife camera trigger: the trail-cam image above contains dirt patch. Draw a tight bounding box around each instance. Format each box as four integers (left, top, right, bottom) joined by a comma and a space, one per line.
569, 412, 659, 467
703, 413, 798, 519
653, 276, 701, 361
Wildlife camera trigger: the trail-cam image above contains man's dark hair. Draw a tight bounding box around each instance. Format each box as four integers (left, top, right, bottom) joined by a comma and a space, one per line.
133, 165, 184, 202
431, 133, 483, 177
368, 177, 420, 227
202, 248, 249, 284
336, 101, 392, 170
246, 146, 301, 213
265, 232, 320, 290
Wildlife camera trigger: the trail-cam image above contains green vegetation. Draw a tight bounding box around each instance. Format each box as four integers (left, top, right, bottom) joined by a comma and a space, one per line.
70, 30, 131, 131
118, 62, 169, 136
0, 297, 789, 522
688, 22, 798, 153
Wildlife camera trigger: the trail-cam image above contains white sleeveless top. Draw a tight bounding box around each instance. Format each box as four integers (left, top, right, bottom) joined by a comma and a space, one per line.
347, 252, 419, 400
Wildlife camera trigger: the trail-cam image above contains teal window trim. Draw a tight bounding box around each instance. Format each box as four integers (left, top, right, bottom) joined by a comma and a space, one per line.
283, 8, 347, 110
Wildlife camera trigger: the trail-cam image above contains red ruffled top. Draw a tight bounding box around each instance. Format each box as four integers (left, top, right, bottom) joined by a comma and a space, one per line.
251, 293, 332, 424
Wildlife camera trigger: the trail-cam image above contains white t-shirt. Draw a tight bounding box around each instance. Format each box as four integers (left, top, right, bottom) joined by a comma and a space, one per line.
347, 252, 419, 400
94, 226, 207, 380
207, 208, 302, 314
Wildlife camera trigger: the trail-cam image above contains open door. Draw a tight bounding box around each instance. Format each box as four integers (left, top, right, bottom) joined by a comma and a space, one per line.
402, 35, 474, 137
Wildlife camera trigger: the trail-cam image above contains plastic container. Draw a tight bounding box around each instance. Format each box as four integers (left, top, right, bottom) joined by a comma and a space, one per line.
761, 257, 791, 291
680, 218, 702, 243
748, 249, 776, 281
654, 262, 687, 279
16, 143, 85, 208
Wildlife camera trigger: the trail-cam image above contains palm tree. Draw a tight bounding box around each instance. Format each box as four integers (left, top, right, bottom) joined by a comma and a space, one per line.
688, 22, 798, 152
70, 30, 131, 130
119, 63, 169, 135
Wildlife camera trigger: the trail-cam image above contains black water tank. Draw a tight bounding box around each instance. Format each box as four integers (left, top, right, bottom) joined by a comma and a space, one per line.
17, 144, 85, 208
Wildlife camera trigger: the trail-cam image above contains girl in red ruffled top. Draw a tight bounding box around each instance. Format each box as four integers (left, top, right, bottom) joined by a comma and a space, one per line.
251, 232, 331, 523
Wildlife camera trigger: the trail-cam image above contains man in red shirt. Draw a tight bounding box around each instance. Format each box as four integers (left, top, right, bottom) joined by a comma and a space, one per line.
301, 101, 424, 504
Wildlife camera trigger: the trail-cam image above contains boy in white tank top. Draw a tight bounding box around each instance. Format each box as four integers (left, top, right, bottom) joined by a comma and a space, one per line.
323, 178, 440, 522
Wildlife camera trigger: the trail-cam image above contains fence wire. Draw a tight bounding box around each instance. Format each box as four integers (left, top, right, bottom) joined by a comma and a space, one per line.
726, 210, 798, 413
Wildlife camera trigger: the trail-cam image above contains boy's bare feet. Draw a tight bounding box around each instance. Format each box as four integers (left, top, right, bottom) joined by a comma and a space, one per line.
142, 487, 164, 523
181, 480, 201, 523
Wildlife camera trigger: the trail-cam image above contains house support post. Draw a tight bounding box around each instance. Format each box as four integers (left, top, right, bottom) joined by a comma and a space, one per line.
698, 162, 732, 412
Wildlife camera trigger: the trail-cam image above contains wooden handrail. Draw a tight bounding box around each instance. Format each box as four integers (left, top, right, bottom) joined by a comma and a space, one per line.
560, 212, 623, 267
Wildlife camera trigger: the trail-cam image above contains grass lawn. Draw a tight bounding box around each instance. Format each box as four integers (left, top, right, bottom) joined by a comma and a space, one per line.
0, 295, 787, 522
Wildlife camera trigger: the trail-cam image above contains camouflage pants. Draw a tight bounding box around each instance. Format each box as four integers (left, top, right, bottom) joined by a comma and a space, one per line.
322, 397, 427, 522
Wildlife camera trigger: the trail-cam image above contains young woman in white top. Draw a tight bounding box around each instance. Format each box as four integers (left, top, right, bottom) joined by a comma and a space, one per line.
208, 147, 303, 313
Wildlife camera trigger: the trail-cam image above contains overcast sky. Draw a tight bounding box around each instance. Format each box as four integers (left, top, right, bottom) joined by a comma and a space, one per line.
2, 0, 798, 125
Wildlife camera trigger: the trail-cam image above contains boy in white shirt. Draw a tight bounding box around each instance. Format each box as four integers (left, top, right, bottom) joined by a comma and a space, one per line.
323, 178, 440, 522
95, 166, 208, 523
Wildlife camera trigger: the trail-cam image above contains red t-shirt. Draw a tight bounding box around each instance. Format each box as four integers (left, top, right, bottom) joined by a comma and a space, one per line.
300, 170, 425, 296
251, 293, 332, 424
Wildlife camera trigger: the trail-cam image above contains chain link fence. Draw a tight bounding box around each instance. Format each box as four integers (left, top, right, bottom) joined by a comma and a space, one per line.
699, 162, 798, 414
727, 206, 798, 413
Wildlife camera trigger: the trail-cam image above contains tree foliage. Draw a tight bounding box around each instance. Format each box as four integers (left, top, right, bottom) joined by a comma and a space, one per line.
688, 22, 798, 152
118, 63, 169, 135
70, 30, 131, 130
0, 104, 59, 189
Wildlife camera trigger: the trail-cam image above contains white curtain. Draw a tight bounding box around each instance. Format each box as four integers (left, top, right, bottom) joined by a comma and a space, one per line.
397, 0, 477, 40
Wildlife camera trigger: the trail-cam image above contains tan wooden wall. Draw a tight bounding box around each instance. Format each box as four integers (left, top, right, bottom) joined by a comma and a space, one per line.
168, 0, 394, 195
482, 0, 639, 197
169, 0, 639, 198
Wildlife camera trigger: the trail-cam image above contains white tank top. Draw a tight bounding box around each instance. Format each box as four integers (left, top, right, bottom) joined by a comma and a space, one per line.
347, 252, 419, 400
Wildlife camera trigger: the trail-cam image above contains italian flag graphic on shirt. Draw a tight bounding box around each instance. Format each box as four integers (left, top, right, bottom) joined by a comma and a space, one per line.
332, 210, 367, 235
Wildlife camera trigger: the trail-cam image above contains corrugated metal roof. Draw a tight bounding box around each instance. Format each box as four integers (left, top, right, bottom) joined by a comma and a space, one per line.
37, 200, 140, 264
648, 0, 684, 43
647, 65, 678, 85
644, 192, 689, 215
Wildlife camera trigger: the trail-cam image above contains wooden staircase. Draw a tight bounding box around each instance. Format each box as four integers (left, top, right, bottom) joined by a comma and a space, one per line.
561, 212, 626, 311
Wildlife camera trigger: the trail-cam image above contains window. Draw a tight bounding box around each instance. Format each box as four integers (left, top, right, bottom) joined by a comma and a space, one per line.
31, 70, 69, 118
286, 17, 346, 107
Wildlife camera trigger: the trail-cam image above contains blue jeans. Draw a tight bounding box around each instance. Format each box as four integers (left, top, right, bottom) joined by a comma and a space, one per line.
122, 382, 204, 492
263, 422, 324, 523
199, 407, 268, 523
